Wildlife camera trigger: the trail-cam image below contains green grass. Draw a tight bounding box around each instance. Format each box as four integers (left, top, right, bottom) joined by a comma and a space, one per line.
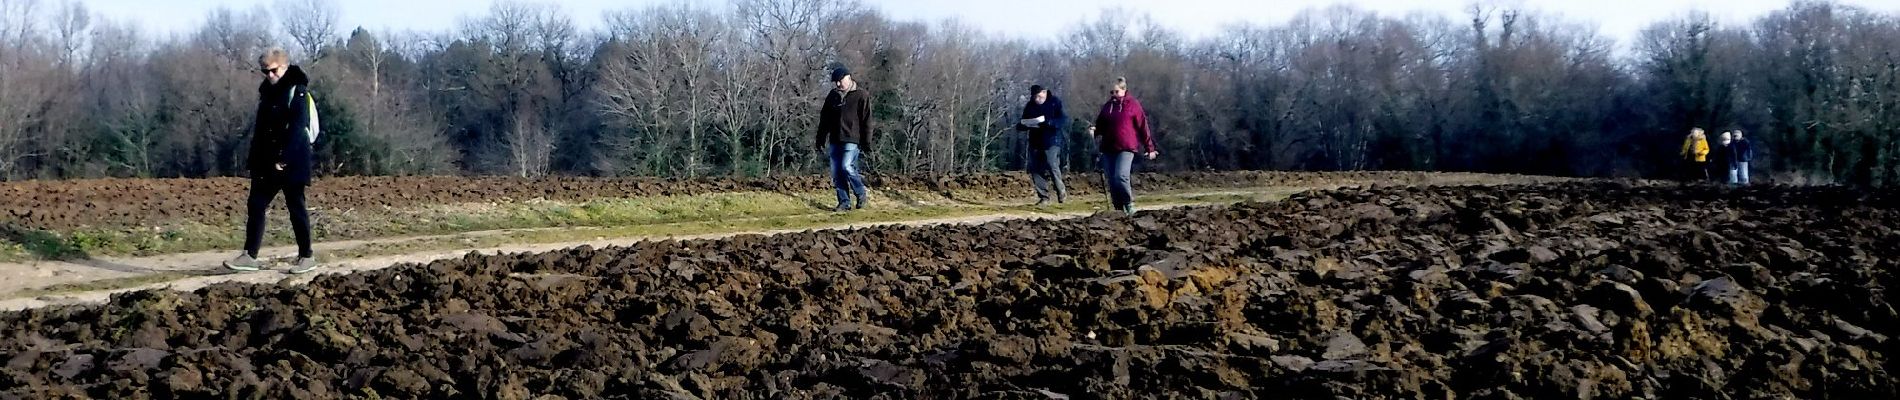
324, 190, 1279, 261
0, 222, 227, 263
0, 191, 855, 262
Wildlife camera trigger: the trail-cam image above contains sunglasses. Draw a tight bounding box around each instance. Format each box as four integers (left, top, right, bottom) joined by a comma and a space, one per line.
259, 67, 281, 75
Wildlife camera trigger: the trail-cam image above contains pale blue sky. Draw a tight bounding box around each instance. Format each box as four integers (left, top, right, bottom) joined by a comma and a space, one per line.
74, 0, 1900, 44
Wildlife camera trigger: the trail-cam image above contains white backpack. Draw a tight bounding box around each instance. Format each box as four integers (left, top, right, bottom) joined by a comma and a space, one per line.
290, 89, 321, 144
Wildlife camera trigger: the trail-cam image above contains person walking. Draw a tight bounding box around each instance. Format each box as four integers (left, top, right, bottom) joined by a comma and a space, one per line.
224, 47, 319, 274
1016, 84, 1069, 206
1679, 128, 1710, 182
1087, 77, 1158, 215
1716, 131, 1734, 184
1731, 129, 1755, 185
816, 66, 873, 212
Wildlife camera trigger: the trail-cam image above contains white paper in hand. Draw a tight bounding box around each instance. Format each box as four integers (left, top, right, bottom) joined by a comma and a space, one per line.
1019, 116, 1045, 126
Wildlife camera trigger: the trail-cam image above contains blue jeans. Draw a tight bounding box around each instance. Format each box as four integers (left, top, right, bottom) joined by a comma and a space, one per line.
829, 143, 867, 206
1100, 152, 1135, 210
1730, 162, 1750, 185
1029, 146, 1068, 202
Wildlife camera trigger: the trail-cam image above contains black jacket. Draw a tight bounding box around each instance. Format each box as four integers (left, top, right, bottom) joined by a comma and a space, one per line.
817, 89, 873, 148
1015, 95, 1068, 150
249, 65, 314, 185
1731, 139, 1754, 165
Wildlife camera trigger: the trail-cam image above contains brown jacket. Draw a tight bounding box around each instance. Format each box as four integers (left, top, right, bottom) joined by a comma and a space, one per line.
818, 89, 873, 148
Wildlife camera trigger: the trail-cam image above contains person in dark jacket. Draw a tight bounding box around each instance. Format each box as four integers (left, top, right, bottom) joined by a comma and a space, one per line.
1016, 85, 1068, 206
1087, 77, 1158, 215
1715, 131, 1734, 184
1730, 129, 1754, 185
816, 66, 873, 211
224, 47, 318, 274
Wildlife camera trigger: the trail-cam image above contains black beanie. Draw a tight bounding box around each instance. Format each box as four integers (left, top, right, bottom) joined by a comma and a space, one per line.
830, 66, 851, 82
1029, 84, 1046, 95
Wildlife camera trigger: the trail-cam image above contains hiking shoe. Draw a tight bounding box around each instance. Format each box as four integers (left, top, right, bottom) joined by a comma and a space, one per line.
1122, 205, 1137, 215
223, 253, 262, 272
1034, 199, 1050, 207
834, 203, 852, 212
854, 194, 867, 210
287, 256, 320, 274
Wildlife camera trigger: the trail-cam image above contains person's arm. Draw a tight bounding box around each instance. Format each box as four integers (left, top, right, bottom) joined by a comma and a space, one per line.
1046, 98, 1068, 132
816, 97, 829, 150
252, 99, 269, 149
1016, 102, 1034, 131
1092, 105, 1107, 138
289, 86, 311, 141
1135, 104, 1157, 154
276, 85, 315, 170
858, 92, 873, 148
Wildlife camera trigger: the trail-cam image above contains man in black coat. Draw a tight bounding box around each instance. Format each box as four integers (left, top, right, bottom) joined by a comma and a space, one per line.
1016, 85, 1068, 205
225, 47, 319, 274
817, 66, 873, 211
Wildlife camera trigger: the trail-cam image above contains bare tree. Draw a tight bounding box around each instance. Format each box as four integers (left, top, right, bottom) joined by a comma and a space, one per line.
594, 5, 726, 177
331, 27, 451, 175
710, 16, 760, 175
3, 0, 1899, 186
732, 0, 855, 176
596, 14, 673, 175
277, 0, 339, 62
0, 0, 48, 179
50, 0, 86, 67
454, 0, 569, 177
82, 19, 157, 176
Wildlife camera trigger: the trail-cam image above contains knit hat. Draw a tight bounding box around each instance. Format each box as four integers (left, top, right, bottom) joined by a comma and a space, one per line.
830, 66, 851, 82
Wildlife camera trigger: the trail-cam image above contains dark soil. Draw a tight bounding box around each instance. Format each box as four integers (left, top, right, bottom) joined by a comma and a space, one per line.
2, 181, 1891, 399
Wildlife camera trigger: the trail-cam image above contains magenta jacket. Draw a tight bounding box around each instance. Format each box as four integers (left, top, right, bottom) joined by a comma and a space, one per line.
1093, 93, 1156, 154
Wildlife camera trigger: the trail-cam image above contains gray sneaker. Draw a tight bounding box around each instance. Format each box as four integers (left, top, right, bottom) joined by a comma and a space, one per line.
287, 256, 320, 274
223, 253, 262, 272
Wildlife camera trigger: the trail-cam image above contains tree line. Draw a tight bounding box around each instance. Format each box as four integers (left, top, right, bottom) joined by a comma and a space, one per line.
1, 0, 1897, 185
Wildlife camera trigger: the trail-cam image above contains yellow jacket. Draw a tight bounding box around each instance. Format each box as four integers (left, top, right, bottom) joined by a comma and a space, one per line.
1681, 136, 1710, 162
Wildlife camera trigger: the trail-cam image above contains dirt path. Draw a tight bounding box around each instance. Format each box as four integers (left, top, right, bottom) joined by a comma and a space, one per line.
0, 197, 1219, 311
0, 174, 1555, 311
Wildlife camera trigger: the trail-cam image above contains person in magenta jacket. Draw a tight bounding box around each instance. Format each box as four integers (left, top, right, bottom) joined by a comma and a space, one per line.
1087, 77, 1159, 215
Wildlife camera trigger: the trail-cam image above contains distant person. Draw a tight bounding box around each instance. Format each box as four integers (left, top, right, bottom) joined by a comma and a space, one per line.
1679, 128, 1710, 182
1016, 84, 1069, 206
1730, 129, 1754, 185
817, 66, 872, 212
1087, 77, 1158, 215
1716, 131, 1734, 184
225, 47, 318, 274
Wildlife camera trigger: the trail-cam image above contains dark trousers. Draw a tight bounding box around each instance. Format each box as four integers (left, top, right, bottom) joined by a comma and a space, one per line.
243, 175, 313, 258
1029, 146, 1068, 202
1683, 160, 1710, 182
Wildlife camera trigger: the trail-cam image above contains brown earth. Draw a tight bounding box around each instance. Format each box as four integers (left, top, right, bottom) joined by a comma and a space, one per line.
1, 181, 1892, 399
0, 171, 1511, 231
